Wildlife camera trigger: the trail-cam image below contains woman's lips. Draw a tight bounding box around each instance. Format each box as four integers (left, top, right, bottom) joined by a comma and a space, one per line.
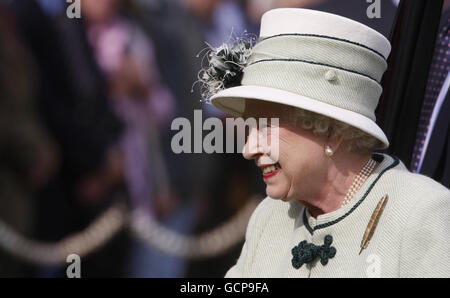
263, 168, 281, 179
261, 164, 281, 180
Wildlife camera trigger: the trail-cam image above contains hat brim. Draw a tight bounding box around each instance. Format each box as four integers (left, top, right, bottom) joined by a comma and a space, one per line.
210, 85, 389, 149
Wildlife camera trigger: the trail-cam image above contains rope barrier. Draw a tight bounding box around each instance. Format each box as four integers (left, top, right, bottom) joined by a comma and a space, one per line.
0, 196, 260, 265
0, 202, 127, 265
130, 196, 259, 259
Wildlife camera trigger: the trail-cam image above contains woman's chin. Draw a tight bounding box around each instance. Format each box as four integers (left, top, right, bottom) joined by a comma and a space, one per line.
266, 187, 288, 201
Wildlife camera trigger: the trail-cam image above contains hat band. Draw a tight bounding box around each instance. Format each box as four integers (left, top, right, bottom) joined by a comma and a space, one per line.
248, 35, 387, 83
242, 60, 381, 121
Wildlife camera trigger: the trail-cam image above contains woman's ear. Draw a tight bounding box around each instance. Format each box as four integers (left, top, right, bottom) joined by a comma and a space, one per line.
326, 132, 345, 154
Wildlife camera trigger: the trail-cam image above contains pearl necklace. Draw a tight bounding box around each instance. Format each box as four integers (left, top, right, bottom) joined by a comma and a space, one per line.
341, 158, 378, 207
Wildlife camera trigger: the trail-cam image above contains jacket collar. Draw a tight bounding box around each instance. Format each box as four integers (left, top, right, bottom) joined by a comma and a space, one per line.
302, 154, 400, 235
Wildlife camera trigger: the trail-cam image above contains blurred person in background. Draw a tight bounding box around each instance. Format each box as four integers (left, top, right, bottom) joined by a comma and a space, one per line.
82, 0, 194, 278
181, 0, 247, 48
8, 0, 129, 277
0, 4, 58, 277
83, 0, 176, 214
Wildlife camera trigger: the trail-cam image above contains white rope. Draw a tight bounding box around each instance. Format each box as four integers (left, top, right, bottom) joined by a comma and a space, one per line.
129, 196, 259, 259
0, 196, 260, 265
0, 202, 127, 265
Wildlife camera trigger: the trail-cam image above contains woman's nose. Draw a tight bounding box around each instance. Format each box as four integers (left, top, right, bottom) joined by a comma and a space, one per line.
242, 126, 262, 160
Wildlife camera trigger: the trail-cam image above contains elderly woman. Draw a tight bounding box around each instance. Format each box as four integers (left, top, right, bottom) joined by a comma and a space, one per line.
200, 8, 450, 277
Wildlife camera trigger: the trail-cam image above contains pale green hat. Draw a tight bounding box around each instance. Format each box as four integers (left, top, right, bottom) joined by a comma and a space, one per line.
209, 8, 391, 149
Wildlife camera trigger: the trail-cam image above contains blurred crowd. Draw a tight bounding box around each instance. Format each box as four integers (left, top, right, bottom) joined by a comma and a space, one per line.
0, 0, 397, 277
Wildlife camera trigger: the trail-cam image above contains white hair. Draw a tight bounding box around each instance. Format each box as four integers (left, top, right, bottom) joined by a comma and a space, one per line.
281, 105, 381, 153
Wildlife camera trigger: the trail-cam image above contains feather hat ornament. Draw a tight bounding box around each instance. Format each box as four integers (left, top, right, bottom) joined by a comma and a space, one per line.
196, 33, 256, 103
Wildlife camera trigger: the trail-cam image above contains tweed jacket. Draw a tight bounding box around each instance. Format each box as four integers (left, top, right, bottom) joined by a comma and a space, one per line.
226, 154, 450, 278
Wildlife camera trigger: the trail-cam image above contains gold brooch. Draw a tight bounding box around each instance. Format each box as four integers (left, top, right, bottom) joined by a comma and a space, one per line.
359, 194, 388, 254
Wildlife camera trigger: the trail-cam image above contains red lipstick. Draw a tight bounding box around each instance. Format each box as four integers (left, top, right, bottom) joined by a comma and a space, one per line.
263, 169, 281, 179
260, 164, 281, 180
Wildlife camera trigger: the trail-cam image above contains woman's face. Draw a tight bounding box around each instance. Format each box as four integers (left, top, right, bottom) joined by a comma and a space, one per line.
243, 99, 327, 202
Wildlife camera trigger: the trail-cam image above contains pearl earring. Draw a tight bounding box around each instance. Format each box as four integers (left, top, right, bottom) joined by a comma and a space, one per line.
325, 145, 334, 157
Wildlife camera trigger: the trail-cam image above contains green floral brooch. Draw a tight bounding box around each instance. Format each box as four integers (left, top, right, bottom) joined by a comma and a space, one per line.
291, 235, 337, 269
